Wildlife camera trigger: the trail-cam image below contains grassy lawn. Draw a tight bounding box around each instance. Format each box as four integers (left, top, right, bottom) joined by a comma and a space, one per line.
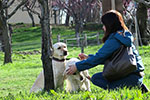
0, 24, 150, 99
11, 24, 102, 51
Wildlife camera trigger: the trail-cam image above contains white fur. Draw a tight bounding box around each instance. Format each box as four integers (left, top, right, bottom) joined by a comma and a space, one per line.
64, 58, 91, 92
30, 42, 68, 93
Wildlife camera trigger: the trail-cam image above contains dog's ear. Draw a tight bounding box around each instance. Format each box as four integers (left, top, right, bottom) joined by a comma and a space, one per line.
79, 72, 86, 82
80, 75, 84, 81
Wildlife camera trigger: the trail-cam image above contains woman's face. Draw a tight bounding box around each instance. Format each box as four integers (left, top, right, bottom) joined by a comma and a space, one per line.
102, 25, 106, 32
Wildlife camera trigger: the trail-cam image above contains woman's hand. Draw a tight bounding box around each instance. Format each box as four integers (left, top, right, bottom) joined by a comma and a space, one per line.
78, 53, 88, 60
66, 64, 77, 75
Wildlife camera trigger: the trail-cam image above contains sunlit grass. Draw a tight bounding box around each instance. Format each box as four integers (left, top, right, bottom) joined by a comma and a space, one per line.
0, 45, 150, 99
0, 24, 150, 99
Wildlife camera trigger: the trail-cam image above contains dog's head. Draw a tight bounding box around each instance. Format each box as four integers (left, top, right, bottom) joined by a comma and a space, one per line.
53, 42, 68, 60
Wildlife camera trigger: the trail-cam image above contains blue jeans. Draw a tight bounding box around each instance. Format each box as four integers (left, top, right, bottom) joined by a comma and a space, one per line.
91, 72, 143, 90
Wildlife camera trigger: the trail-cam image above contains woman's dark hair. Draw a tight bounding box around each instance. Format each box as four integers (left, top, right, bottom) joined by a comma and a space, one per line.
101, 10, 129, 43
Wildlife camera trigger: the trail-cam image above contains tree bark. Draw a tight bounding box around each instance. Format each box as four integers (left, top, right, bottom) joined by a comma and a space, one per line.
74, 19, 80, 37
136, 3, 150, 45
0, 17, 12, 64
53, 10, 57, 25
65, 12, 70, 26
0, 0, 28, 64
0, 2, 12, 64
27, 10, 35, 27
38, 0, 54, 92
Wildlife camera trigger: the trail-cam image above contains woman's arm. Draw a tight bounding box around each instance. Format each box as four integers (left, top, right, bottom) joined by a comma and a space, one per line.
114, 31, 134, 47
76, 38, 121, 71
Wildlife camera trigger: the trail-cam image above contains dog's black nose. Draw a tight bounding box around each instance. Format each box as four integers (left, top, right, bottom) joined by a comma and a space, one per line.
64, 51, 68, 56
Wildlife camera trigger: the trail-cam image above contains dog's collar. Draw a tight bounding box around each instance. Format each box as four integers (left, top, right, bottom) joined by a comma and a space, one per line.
52, 57, 66, 62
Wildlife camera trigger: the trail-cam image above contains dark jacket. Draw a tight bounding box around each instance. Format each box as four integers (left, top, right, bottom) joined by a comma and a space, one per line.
76, 30, 144, 72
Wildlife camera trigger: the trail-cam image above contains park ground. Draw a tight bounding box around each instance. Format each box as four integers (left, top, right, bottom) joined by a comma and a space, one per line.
0, 24, 150, 100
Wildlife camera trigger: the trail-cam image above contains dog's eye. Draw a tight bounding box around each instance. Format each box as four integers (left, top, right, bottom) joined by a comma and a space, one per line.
58, 47, 61, 49
64, 46, 66, 48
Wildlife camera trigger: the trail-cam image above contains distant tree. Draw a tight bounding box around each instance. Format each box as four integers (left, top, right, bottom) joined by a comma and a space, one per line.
22, 3, 36, 27
87, 1, 102, 23
55, 0, 100, 37
134, 0, 150, 45
0, 0, 27, 64
65, 11, 70, 26
102, 0, 124, 14
26, 0, 54, 91
55, 0, 100, 52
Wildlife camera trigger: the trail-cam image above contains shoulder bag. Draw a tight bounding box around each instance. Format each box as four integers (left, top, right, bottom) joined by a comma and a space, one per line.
102, 34, 137, 81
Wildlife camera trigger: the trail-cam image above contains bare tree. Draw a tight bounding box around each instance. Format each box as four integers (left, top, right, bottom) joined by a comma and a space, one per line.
38, 0, 54, 91
55, 0, 100, 37
26, 0, 54, 91
55, 0, 100, 53
65, 11, 70, 26
24, 6, 36, 27
134, 0, 150, 45
22, 0, 37, 27
0, 0, 27, 64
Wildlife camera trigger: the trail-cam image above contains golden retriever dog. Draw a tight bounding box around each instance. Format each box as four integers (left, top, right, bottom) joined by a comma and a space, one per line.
30, 42, 68, 93
64, 58, 91, 92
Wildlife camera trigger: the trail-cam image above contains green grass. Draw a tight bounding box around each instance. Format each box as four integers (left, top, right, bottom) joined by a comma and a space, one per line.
0, 45, 150, 99
0, 24, 150, 99
11, 24, 101, 51
12, 25, 75, 51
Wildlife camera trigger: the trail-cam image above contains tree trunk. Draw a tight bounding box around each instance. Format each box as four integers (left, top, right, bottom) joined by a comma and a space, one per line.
80, 19, 84, 53
24, 4, 35, 27
102, 0, 123, 14
0, 9, 12, 64
53, 10, 57, 25
27, 10, 35, 27
0, 0, 28, 64
86, 10, 92, 22
65, 12, 70, 26
74, 17, 84, 52
75, 19, 80, 37
136, 3, 150, 45
38, 0, 54, 91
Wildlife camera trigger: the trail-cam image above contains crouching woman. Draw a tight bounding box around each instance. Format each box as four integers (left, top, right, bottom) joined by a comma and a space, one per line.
66, 10, 148, 93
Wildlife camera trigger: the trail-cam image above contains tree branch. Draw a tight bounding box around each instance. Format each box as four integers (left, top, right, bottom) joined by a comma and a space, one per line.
7, 0, 28, 19
25, 5, 41, 19
0, 0, 2, 10
3, 0, 15, 9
